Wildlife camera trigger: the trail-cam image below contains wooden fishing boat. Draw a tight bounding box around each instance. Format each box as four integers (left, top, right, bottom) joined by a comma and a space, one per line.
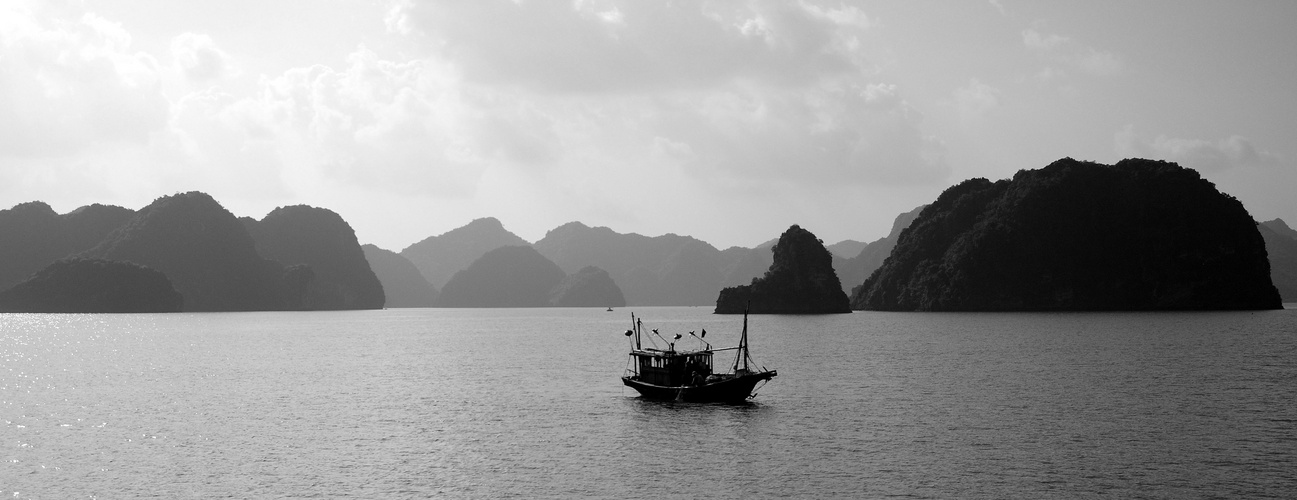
621, 311, 776, 403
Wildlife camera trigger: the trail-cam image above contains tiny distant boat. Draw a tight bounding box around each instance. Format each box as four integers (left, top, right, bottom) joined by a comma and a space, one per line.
606, 307, 614, 312
620, 310, 777, 403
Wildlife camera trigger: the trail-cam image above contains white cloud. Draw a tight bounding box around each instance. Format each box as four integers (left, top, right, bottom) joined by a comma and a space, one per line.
988, 0, 1007, 16
0, 7, 169, 157
646, 80, 947, 185
1022, 28, 1068, 52
1023, 27, 1122, 78
954, 78, 1000, 123
170, 32, 234, 82
1, 0, 954, 243
1077, 48, 1121, 76
1115, 124, 1280, 172
389, 0, 869, 92
375, 0, 946, 186
801, 2, 873, 30
218, 48, 489, 197
0, 2, 488, 204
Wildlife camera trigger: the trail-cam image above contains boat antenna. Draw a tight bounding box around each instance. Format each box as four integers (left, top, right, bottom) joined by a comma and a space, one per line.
650, 328, 672, 350
634, 317, 668, 350
688, 330, 711, 350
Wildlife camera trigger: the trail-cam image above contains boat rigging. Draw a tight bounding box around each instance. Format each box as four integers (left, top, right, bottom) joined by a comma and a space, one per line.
620, 310, 777, 403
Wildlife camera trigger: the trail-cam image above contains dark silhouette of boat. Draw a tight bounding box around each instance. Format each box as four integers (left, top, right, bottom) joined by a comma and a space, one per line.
621, 311, 776, 403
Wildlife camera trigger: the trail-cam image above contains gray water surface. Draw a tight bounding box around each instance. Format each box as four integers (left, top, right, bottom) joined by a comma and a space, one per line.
3, 308, 1295, 498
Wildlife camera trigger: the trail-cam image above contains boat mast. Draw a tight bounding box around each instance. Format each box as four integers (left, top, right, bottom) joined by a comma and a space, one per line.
632, 313, 641, 350
733, 308, 750, 372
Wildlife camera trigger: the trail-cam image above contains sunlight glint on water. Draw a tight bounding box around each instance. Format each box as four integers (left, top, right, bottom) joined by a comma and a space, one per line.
2, 308, 1295, 498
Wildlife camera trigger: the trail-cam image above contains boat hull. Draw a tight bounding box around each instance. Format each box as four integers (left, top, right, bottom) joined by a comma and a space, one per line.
622, 370, 777, 403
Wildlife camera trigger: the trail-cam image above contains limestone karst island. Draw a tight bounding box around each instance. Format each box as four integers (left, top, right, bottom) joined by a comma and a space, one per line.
0, 158, 1292, 313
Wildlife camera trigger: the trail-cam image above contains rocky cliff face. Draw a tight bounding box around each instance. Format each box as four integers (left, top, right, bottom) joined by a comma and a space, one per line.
0, 202, 133, 290
714, 225, 852, 314
0, 258, 182, 313
549, 266, 625, 307
246, 205, 385, 310
362, 244, 439, 308
81, 192, 290, 312
400, 217, 530, 290
851, 158, 1281, 311
436, 245, 567, 307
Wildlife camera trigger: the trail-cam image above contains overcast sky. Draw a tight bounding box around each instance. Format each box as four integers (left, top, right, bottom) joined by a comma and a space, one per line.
2, 0, 1294, 250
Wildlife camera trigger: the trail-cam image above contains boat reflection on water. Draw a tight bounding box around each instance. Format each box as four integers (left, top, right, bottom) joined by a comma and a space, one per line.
620, 310, 777, 403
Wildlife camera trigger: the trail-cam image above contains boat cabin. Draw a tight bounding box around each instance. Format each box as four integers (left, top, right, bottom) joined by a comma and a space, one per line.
629, 349, 713, 387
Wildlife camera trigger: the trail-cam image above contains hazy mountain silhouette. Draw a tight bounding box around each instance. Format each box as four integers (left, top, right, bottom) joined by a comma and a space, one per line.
362, 244, 438, 308
245, 205, 385, 310
0, 202, 133, 290
826, 239, 867, 258
400, 217, 530, 290
533, 222, 725, 305
1263, 218, 1297, 241
718, 241, 775, 289
549, 265, 626, 307
715, 225, 852, 314
5, 190, 1285, 311
834, 205, 926, 294
851, 158, 1281, 311
0, 258, 183, 313
1259, 219, 1297, 302
436, 245, 566, 307
80, 192, 292, 312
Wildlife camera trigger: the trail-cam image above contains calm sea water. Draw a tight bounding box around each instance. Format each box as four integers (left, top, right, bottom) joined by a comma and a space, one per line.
3, 307, 1295, 498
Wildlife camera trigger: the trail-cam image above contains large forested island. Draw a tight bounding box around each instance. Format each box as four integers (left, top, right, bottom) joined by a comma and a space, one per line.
244, 205, 386, 310
851, 158, 1282, 311
0, 192, 384, 312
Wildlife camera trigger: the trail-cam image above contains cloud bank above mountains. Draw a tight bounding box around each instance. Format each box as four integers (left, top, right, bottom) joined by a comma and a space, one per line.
1, 0, 1293, 250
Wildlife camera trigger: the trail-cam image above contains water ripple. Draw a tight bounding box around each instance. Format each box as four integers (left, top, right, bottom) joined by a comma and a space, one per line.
1, 309, 1294, 498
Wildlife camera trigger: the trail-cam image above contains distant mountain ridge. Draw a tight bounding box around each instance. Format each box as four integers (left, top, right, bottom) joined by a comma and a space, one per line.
826, 240, 866, 258
363, 244, 438, 308
401, 217, 530, 290
3, 178, 1291, 311
1260, 219, 1297, 302
1263, 219, 1297, 241
550, 266, 625, 307
718, 242, 775, 289
533, 222, 728, 306
436, 245, 564, 307
834, 205, 926, 294
435, 245, 626, 308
